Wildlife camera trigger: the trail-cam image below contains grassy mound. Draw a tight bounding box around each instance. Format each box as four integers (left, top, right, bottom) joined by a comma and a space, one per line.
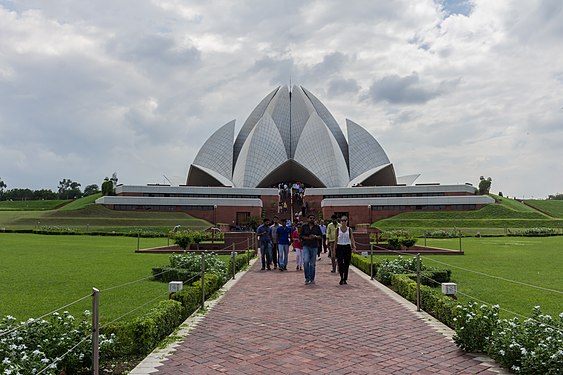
525, 199, 563, 218
0, 200, 68, 211
57, 193, 102, 211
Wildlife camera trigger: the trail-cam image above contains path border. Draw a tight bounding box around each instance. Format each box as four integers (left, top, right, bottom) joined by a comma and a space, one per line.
129, 258, 259, 375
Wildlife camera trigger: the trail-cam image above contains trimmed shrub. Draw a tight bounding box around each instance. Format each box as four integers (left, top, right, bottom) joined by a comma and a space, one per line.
151, 267, 199, 283
453, 302, 500, 352
351, 253, 381, 277
507, 227, 559, 237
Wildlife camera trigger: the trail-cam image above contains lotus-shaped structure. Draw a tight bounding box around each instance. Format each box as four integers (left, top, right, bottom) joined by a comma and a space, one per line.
187, 85, 401, 188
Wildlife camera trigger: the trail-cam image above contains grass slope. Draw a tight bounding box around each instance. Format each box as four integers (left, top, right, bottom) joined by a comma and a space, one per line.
0, 200, 68, 211
0, 234, 171, 322
0, 204, 211, 232
420, 237, 563, 318
375, 199, 563, 234
525, 199, 563, 218
57, 193, 102, 211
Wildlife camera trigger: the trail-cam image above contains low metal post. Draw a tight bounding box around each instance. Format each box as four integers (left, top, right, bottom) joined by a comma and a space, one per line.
200, 252, 206, 310
424, 233, 427, 247
370, 244, 374, 280
459, 233, 462, 253
247, 238, 251, 265
416, 253, 421, 312
92, 288, 100, 375
137, 230, 140, 252
232, 243, 236, 279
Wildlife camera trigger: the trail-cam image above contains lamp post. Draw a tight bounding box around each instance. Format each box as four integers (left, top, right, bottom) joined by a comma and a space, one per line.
367, 205, 372, 224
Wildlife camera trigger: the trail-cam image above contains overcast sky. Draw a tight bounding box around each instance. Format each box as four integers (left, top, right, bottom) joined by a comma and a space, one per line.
1, 0, 562, 198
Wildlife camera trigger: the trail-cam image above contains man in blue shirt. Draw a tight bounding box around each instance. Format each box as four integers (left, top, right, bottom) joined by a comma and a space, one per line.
276, 219, 292, 271
257, 218, 272, 270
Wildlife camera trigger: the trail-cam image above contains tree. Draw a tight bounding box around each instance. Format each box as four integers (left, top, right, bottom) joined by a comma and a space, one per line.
58, 179, 82, 200
478, 176, 492, 195
0, 178, 6, 199
101, 177, 115, 196
548, 193, 563, 200
83, 184, 100, 196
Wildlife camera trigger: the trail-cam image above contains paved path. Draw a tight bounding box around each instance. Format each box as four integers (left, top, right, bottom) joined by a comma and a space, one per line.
139, 252, 505, 374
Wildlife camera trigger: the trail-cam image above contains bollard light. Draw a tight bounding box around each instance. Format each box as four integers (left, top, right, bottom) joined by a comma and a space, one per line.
168, 281, 183, 293
441, 282, 457, 296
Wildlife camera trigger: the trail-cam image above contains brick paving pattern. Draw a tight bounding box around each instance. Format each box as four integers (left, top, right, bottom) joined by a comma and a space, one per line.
151, 252, 500, 374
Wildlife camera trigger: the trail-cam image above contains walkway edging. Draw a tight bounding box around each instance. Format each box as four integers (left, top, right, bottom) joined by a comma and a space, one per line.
351, 265, 510, 374
129, 258, 259, 375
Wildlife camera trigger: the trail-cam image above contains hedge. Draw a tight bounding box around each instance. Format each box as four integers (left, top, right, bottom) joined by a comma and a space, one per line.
151, 267, 200, 283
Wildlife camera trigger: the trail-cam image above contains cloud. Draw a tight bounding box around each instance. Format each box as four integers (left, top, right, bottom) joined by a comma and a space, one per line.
367, 72, 445, 105
0, 0, 561, 198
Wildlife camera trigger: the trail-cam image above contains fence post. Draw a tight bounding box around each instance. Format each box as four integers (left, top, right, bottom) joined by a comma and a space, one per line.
459, 233, 462, 253
247, 238, 250, 265
416, 253, 421, 312
232, 243, 236, 279
370, 244, 374, 280
200, 252, 206, 310
424, 232, 426, 247
137, 230, 140, 252
92, 288, 100, 375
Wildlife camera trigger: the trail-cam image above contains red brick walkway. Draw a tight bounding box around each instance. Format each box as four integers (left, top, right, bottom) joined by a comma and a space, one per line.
149, 252, 503, 374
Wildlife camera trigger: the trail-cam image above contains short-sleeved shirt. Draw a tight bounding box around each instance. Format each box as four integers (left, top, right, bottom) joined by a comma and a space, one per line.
270, 223, 280, 243
276, 225, 292, 245
326, 222, 337, 242
292, 229, 302, 249
320, 224, 327, 235
257, 224, 271, 242
300, 223, 322, 248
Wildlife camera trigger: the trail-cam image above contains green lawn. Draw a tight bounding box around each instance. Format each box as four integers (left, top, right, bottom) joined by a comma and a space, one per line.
0, 204, 211, 232
57, 193, 102, 211
415, 237, 563, 318
0, 200, 68, 211
525, 199, 563, 218
0, 233, 173, 323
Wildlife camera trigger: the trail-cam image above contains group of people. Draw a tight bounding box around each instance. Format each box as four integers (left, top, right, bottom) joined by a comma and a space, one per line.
256, 214, 356, 285
276, 182, 307, 215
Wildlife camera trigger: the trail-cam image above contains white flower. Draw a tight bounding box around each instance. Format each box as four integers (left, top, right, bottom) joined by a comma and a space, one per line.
499, 349, 505, 356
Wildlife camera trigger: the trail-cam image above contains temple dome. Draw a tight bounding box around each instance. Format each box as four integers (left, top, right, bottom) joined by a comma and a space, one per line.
187, 85, 399, 188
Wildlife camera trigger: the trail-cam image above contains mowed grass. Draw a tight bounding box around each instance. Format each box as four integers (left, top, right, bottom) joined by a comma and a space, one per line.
0, 233, 173, 323
525, 199, 563, 218
375, 202, 563, 235
0, 204, 211, 232
0, 200, 68, 211
57, 193, 102, 211
416, 236, 563, 318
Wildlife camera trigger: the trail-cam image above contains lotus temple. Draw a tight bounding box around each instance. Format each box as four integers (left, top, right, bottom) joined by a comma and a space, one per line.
96, 85, 493, 227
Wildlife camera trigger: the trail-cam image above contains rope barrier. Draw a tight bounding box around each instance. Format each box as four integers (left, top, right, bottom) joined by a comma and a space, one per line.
99, 290, 171, 330
101, 269, 173, 293
421, 256, 563, 295
0, 293, 91, 337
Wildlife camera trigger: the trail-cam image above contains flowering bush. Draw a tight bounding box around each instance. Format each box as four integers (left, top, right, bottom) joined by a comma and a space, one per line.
453, 302, 501, 352
0, 311, 115, 374
453, 304, 563, 374
376, 256, 419, 285
423, 229, 463, 238
169, 252, 227, 284
488, 306, 563, 374
507, 227, 559, 237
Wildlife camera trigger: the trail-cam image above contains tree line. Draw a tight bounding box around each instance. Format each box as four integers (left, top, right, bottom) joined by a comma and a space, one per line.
0, 173, 118, 201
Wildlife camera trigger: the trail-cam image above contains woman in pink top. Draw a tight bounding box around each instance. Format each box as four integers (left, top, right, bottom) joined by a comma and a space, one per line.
292, 225, 303, 270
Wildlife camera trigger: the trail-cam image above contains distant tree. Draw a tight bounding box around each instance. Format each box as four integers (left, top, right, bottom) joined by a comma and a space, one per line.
547, 193, 563, 200
0, 178, 6, 199
33, 189, 58, 200
58, 179, 82, 200
101, 177, 115, 196
498, 192, 503, 197
83, 184, 100, 196
478, 176, 492, 195
4, 188, 34, 200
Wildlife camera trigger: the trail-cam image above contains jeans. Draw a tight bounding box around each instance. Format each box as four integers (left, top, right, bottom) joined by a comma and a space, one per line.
260, 240, 272, 268
278, 244, 289, 269
302, 245, 317, 282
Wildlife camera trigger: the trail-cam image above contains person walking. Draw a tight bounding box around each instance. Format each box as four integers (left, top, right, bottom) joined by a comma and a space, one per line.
276, 220, 292, 271
336, 216, 356, 285
292, 223, 303, 270
270, 216, 280, 270
300, 214, 322, 285
318, 220, 327, 259
326, 214, 338, 273
257, 218, 272, 270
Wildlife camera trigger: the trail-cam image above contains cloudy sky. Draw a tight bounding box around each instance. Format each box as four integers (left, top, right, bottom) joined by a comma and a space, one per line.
0, 0, 561, 198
